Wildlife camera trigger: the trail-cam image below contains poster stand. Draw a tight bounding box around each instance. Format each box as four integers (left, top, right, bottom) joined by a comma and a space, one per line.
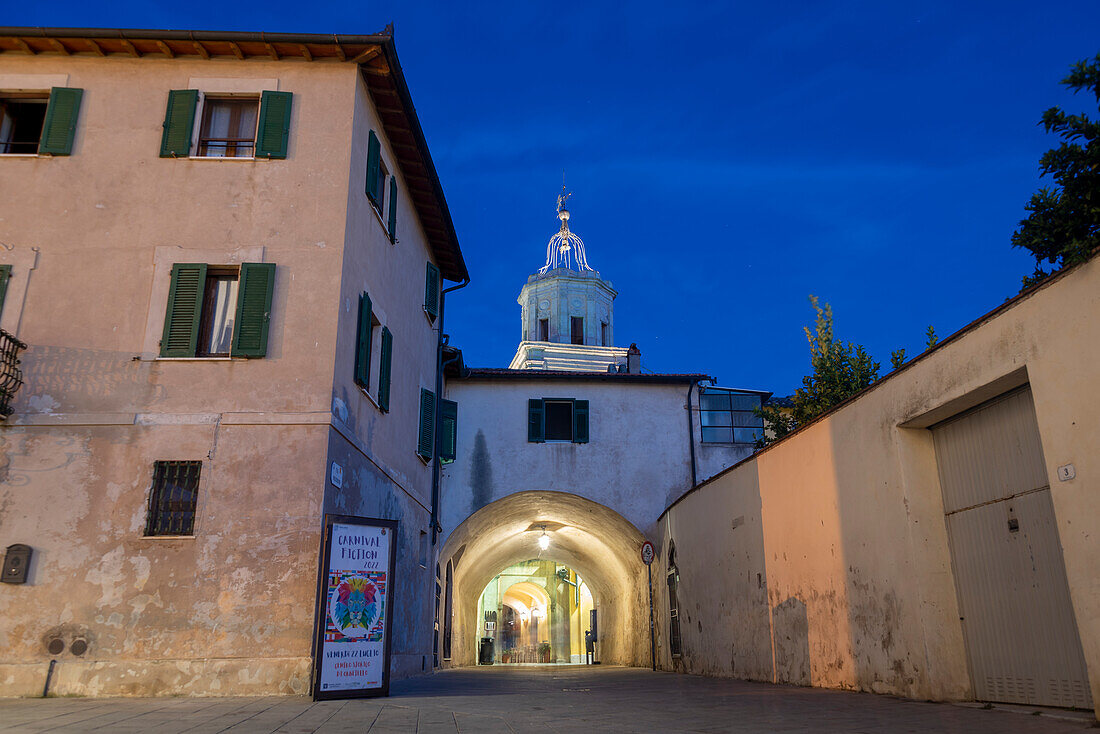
311, 514, 398, 700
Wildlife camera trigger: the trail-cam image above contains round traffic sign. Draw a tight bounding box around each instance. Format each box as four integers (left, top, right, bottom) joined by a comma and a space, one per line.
640, 541, 655, 566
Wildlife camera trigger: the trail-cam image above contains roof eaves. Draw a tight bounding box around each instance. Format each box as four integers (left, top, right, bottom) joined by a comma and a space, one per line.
368, 39, 467, 282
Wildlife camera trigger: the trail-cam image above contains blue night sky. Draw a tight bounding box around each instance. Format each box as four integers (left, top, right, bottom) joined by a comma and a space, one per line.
11, 2, 1100, 394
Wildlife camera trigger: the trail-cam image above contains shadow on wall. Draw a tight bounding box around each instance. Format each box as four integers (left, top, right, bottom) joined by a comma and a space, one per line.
21, 345, 167, 412
772, 597, 811, 686
469, 430, 494, 516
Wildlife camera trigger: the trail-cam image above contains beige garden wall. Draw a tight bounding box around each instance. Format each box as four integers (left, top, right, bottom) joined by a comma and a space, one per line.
655, 255, 1100, 714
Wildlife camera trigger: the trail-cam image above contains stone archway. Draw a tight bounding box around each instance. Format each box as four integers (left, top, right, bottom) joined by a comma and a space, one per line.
438, 490, 651, 667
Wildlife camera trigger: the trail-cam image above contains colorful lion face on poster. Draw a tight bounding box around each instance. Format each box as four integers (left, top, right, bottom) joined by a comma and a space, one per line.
327, 574, 383, 639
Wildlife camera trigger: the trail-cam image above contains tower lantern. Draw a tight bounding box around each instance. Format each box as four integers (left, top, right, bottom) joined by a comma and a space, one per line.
509, 188, 635, 372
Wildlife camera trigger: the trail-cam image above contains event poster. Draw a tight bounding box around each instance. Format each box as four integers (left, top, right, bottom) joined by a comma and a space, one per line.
312, 516, 397, 700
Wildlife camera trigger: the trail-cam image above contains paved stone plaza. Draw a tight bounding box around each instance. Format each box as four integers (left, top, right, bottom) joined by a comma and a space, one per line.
0, 666, 1094, 733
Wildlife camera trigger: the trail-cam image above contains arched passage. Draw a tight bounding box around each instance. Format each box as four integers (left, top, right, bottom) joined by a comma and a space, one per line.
438, 490, 651, 667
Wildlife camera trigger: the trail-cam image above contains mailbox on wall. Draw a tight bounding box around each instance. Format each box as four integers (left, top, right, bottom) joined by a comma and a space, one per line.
2, 544, 32, 584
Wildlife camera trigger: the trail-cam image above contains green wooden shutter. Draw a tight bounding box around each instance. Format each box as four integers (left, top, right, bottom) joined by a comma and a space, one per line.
365, 130, 381, 202
440, 399, 458, 464
160, 263, 207, 357
528, 399, 545, 443
378, 325, 393, 411
255, 90, 293, 159
159, 89, 198, 158
231, 263, 276, 358
387, 176, 398, 243
0, 264, 11, 319
38, 87, 83, 156
424, 262, 440, 320
573, 399, 590, 443
354, 292, 373, 389
418, 388, 436, 460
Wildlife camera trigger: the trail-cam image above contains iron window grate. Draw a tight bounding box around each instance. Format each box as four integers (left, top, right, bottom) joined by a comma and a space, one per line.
145, 460, 202, 536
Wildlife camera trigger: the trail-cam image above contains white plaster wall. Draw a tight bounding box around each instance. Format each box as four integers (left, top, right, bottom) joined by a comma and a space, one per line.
439, 379, 696, 544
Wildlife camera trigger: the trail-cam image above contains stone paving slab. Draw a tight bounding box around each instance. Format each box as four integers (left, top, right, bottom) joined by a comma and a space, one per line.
0, 665, 1094, 733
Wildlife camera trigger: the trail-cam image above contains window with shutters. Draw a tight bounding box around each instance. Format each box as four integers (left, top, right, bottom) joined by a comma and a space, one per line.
366, 316, 382, 391
0, 95, 47, 154
371, 160, 389, 216
0, 87, 83, 156
364, 130, 398, 242
699, 389, 764, 444
197, 97, 258, 157
145, 460, 202, 537
527, 398, 589, 444
196, 267, 239, 357
161, 89, 292, 159
417, 388, 436, 461
160, 262, 274, 359
424, 262, 440, 321
439, 399, 458, 464
353, 292, 393, 412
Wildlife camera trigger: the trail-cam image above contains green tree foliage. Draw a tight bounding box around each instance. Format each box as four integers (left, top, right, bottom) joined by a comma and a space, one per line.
890, 348, 907, 370
925, 325, 938, 349
755, 296, 880, 446
1013, 53, 1100, 288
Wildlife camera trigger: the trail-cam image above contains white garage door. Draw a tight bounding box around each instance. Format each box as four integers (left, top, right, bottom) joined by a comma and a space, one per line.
933, 386, 1092, 709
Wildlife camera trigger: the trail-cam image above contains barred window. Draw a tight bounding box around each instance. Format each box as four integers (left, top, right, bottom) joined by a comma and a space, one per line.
145, 461, 202, 536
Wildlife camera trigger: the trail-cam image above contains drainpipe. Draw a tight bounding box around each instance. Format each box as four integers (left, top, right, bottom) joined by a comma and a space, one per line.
684, 377, 714, 488
431, 276, 470, 545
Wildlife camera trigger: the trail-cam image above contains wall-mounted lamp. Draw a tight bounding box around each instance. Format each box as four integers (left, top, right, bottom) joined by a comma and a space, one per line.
538, 525, 550, 551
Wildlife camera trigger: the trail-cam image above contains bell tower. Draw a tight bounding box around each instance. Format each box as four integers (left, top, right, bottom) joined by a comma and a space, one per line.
509, 189, 632, 372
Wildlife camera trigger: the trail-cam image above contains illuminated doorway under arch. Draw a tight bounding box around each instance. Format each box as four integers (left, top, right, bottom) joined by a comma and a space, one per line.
477, 560, 595, 664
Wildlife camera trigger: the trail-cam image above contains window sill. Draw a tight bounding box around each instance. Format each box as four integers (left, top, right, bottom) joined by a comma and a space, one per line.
416, 452, 432, 465
187, 155, 263, 162
139, 535, 196, 540
155, 356, 243, 362
423, 307, 437, 324
358, 385, 382, 411
0, 153, 43, 158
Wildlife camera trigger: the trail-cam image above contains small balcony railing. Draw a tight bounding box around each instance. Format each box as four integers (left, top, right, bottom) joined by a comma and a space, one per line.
0, 329, 27, 418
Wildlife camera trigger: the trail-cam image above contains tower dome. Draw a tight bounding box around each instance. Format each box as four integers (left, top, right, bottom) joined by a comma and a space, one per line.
510, 188, 632, 372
